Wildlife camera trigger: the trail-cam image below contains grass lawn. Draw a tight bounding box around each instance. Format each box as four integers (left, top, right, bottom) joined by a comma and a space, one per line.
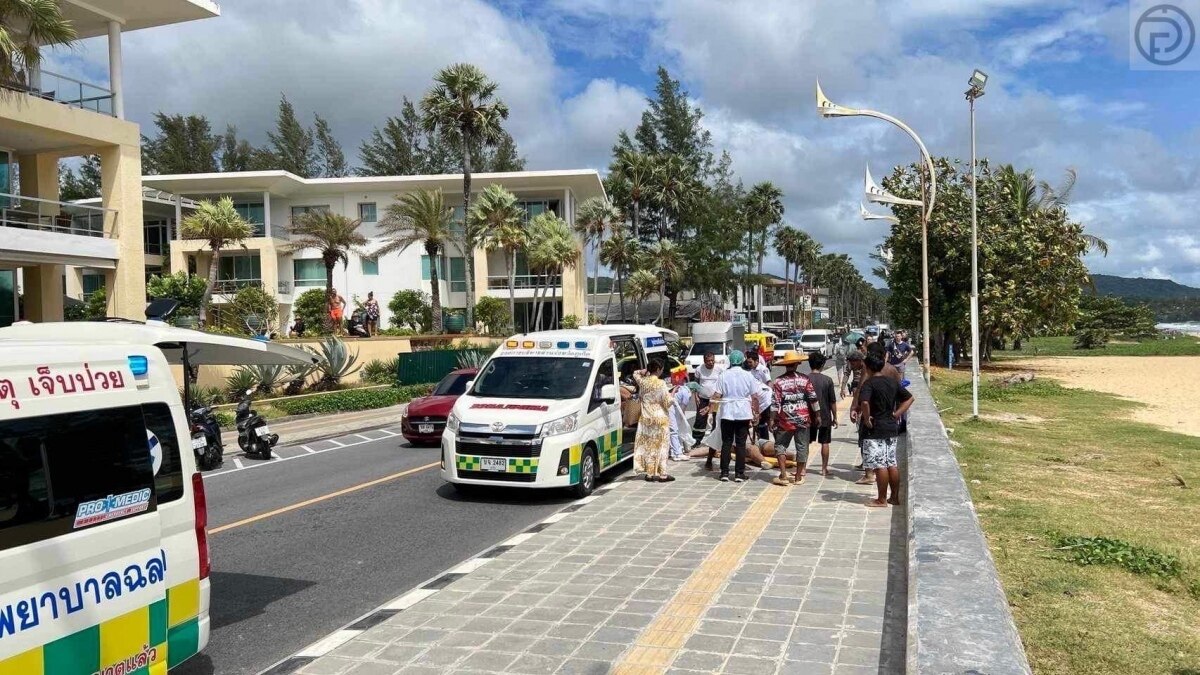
931, 368, 1200, 675
992, 334, 1200, 358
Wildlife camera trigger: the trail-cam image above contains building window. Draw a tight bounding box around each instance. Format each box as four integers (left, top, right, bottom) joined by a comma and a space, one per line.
517, 200, 559, 224
144, 219, 169, 255
216, 255, 262, 293
358, 202, 377, 222
231, 201, 265, 237
291, 205, 330, 219
361, 256, 379, 275
420, 255, 445, 281
294, 259, 326, 287
449, 257, 466, 292
82, 273, 105, 298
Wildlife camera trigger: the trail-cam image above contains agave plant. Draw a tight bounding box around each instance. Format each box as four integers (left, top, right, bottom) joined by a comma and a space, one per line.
361, 357, 399, 385
224, 367, 260, 399
308, 335, 362, 390
455, 349, 490, 369
283, 361, 315, 396
180, 384, 224, 407
249, 364, 288, 394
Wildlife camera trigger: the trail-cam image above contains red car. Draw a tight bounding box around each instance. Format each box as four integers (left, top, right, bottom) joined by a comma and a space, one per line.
401, 367, 478, 445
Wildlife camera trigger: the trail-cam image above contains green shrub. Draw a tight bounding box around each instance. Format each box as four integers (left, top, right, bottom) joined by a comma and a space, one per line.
475, 296, 510, 335
180, 384, 225, 407
1054, 535, 1181, 579
147, 272, 208, 316
308, 335, 362, 390
271, 384, 432, 416
214, 410, 234, 428
361, 357, 399, 385
378, 327, 418, 337
224, 366, 260, 399
388, 289, 432, 331
560, 314, 580, 329
1073, 328, 1109, 350
293, 288, 332, 336
67, 289, 108, 321
213, 285, 278, 336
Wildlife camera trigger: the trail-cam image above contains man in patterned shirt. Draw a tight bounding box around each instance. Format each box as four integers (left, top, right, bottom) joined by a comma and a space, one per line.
769, 352, 821, 485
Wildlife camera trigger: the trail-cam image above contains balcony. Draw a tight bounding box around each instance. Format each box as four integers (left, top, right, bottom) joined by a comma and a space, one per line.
0, 193, 120, 267
487, 274, 562, 290
1, 69, 115, 116
1, 193, 116, 237
277, 280, 294, 295
212, 279, 262, 295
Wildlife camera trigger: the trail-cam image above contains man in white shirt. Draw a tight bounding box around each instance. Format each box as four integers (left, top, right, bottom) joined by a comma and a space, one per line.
714, 349, 759, 482
692, 351, 724, 447
747, 349, 771, 384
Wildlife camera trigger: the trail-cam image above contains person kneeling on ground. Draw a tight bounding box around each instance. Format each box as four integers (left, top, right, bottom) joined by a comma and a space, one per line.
858, 354, 915, 507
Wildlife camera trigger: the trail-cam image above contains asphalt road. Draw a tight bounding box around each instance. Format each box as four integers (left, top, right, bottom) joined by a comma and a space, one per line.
175, 426, 612, 675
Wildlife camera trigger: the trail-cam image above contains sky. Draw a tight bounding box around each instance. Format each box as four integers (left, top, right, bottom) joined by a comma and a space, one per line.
46, 0, 1200, 287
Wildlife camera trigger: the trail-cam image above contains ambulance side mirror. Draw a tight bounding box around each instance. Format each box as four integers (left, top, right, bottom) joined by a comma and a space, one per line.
600, 384, 618, 403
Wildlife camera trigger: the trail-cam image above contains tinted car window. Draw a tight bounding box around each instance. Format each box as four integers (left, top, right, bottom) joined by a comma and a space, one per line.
143, 403, 184, 504
473, 357, 594, 400
0, 405, 156, 551
433, 373, 472, 397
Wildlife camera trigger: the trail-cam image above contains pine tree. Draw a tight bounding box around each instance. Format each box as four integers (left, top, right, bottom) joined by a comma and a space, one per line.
218, 125, 256, 172
59, 155, 102, 201
141, 113, 219, 175
265, 95, 317, 178
313, 114, 349, 177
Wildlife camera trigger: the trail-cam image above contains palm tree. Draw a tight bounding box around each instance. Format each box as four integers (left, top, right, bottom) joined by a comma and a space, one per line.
650, 240, 686, 325
0, 0, 76, 86
180, 197, 253, 327
471, 184, 525, 331
421, 63, 510, 330
774, 227, 799, 329
287, 210, 368, 331
744, 182, 784, 329
650, 155, 697, 240
574, 197, 622, 320
611, 149, 655, 237
625, 269, 658, 320
599, 231, 640, 322
377, 189, 455, 333
526, 212, 577, 330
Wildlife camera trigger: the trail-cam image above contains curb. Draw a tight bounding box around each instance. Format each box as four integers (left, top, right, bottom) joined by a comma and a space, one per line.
256, 479, 628, 675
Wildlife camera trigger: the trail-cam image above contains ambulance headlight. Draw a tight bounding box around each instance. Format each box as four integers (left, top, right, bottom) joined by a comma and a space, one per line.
539, 412, 578, 438
447, 411, 460, 433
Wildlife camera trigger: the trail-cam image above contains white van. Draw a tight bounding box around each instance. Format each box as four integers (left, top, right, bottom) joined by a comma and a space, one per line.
442, 328, 671, 497
798, 329, 834, 357
0, 342, 211, 673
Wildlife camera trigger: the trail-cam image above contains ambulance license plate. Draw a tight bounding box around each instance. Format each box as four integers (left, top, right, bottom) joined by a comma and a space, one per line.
481, 457, 507, 472
418, 424, 434, 434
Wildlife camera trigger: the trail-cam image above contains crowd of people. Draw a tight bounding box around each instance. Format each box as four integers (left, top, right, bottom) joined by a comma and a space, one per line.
628, 328, 917, 508
288, 289, 382, 338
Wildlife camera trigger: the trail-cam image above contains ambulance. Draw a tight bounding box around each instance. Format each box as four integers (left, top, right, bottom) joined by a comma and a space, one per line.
0, 342, 211, 674
441, 328, 669, 497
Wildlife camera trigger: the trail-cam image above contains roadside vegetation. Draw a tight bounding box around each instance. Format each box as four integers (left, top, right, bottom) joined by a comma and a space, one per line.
932, 368, 1200, 674
992, 335, 1200, 358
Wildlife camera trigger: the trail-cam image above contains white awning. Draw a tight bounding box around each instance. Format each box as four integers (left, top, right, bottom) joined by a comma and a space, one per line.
0, 321, 316, 367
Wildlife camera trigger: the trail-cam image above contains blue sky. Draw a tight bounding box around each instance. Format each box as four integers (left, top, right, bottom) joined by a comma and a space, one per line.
50, 0, 1200, 286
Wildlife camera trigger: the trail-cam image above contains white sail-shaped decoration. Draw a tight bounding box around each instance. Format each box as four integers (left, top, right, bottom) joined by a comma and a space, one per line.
861, 202, 899, 224
816, 79, 858, 117
864, 165, 923, 207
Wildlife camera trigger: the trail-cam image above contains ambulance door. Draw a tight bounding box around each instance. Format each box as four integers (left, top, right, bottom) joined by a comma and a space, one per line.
609, 334, 645, 454
586, 355, 622, 469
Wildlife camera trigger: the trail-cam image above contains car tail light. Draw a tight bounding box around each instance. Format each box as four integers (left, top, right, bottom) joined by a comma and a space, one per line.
191, 473, 210, 579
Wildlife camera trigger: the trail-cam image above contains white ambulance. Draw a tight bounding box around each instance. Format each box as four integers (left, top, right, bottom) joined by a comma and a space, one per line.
441, 328, 670, 497
0, 342, 211, 674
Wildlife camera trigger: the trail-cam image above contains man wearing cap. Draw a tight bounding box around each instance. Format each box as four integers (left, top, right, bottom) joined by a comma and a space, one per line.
712, 349, 759, 482
770, 351, 821, 485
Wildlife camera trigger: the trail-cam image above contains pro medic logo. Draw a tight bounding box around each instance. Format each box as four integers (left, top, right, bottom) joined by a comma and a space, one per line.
73, 488, 152, 528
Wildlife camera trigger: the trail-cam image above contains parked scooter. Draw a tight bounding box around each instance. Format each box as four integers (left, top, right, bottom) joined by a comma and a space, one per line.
189, 405, 224, 470
236, 388, 278, 459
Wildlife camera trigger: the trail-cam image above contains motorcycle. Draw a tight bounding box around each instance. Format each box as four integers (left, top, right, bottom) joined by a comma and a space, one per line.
189, 405, 224, 470
236, 388, 279, 459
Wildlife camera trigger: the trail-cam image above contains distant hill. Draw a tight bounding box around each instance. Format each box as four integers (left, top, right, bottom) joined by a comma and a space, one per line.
1089, 274, 1200, 299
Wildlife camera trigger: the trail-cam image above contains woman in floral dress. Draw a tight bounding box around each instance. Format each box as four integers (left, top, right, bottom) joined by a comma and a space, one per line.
633, 360, 675, 482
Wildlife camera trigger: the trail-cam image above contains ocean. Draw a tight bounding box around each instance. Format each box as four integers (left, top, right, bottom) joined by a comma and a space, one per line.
1158, 322, 1200, 336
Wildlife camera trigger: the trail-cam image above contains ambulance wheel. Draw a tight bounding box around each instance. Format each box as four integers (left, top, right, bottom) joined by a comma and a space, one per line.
572, 448, 597, 499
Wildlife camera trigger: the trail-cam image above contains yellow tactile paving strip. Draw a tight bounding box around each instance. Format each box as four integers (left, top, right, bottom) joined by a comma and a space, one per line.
612, 485, 791, 674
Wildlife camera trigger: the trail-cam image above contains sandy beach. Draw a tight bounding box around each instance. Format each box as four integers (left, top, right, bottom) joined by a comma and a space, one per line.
1004, 356, 1200, 437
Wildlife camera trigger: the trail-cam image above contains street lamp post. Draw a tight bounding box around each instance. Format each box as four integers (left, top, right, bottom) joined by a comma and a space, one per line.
966, 69, 987, 418
818, 81, 937, 384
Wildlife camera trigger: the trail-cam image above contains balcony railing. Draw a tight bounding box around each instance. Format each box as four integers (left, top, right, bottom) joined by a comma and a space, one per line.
1, 193, 116, 238
213, 279, 262, 295
277, 280, 294, 295
0, 69, 115, 116
487, 274, 562, 290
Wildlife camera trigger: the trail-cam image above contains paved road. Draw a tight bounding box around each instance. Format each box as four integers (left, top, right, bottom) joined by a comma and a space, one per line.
175, 425, 616, 675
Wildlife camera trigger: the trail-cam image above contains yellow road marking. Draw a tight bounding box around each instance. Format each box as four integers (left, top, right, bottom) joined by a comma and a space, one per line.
612, 485, 790, 674
209, 462, 440, 535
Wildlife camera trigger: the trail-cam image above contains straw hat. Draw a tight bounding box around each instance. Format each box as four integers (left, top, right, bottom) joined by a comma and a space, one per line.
776, 351, 808, 366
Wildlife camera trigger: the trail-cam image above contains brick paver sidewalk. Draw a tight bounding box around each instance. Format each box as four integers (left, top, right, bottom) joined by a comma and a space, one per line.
295, 421, 906, 675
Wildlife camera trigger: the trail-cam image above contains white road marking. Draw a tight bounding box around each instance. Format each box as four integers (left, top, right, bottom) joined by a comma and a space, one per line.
302, 445, 315, 454
206, 428, 416, 480
382, 588, 438, 611
354, 433, 373, 441
327, 439, 346, 447
541, 512, 569, 524
232, 458, 244, 469
295, 629, 362, 658
378, 429, 399, 437
269, 451, 280, 460
448, 557, 492, 575
501, 532, 536, 547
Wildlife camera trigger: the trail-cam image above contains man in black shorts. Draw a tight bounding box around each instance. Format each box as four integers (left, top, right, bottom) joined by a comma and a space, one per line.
806, 352, 838, 477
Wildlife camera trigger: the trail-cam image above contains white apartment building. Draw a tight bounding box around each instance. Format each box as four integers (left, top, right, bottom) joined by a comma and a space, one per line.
0, 0, 220, 327
140, 170, 607, 331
